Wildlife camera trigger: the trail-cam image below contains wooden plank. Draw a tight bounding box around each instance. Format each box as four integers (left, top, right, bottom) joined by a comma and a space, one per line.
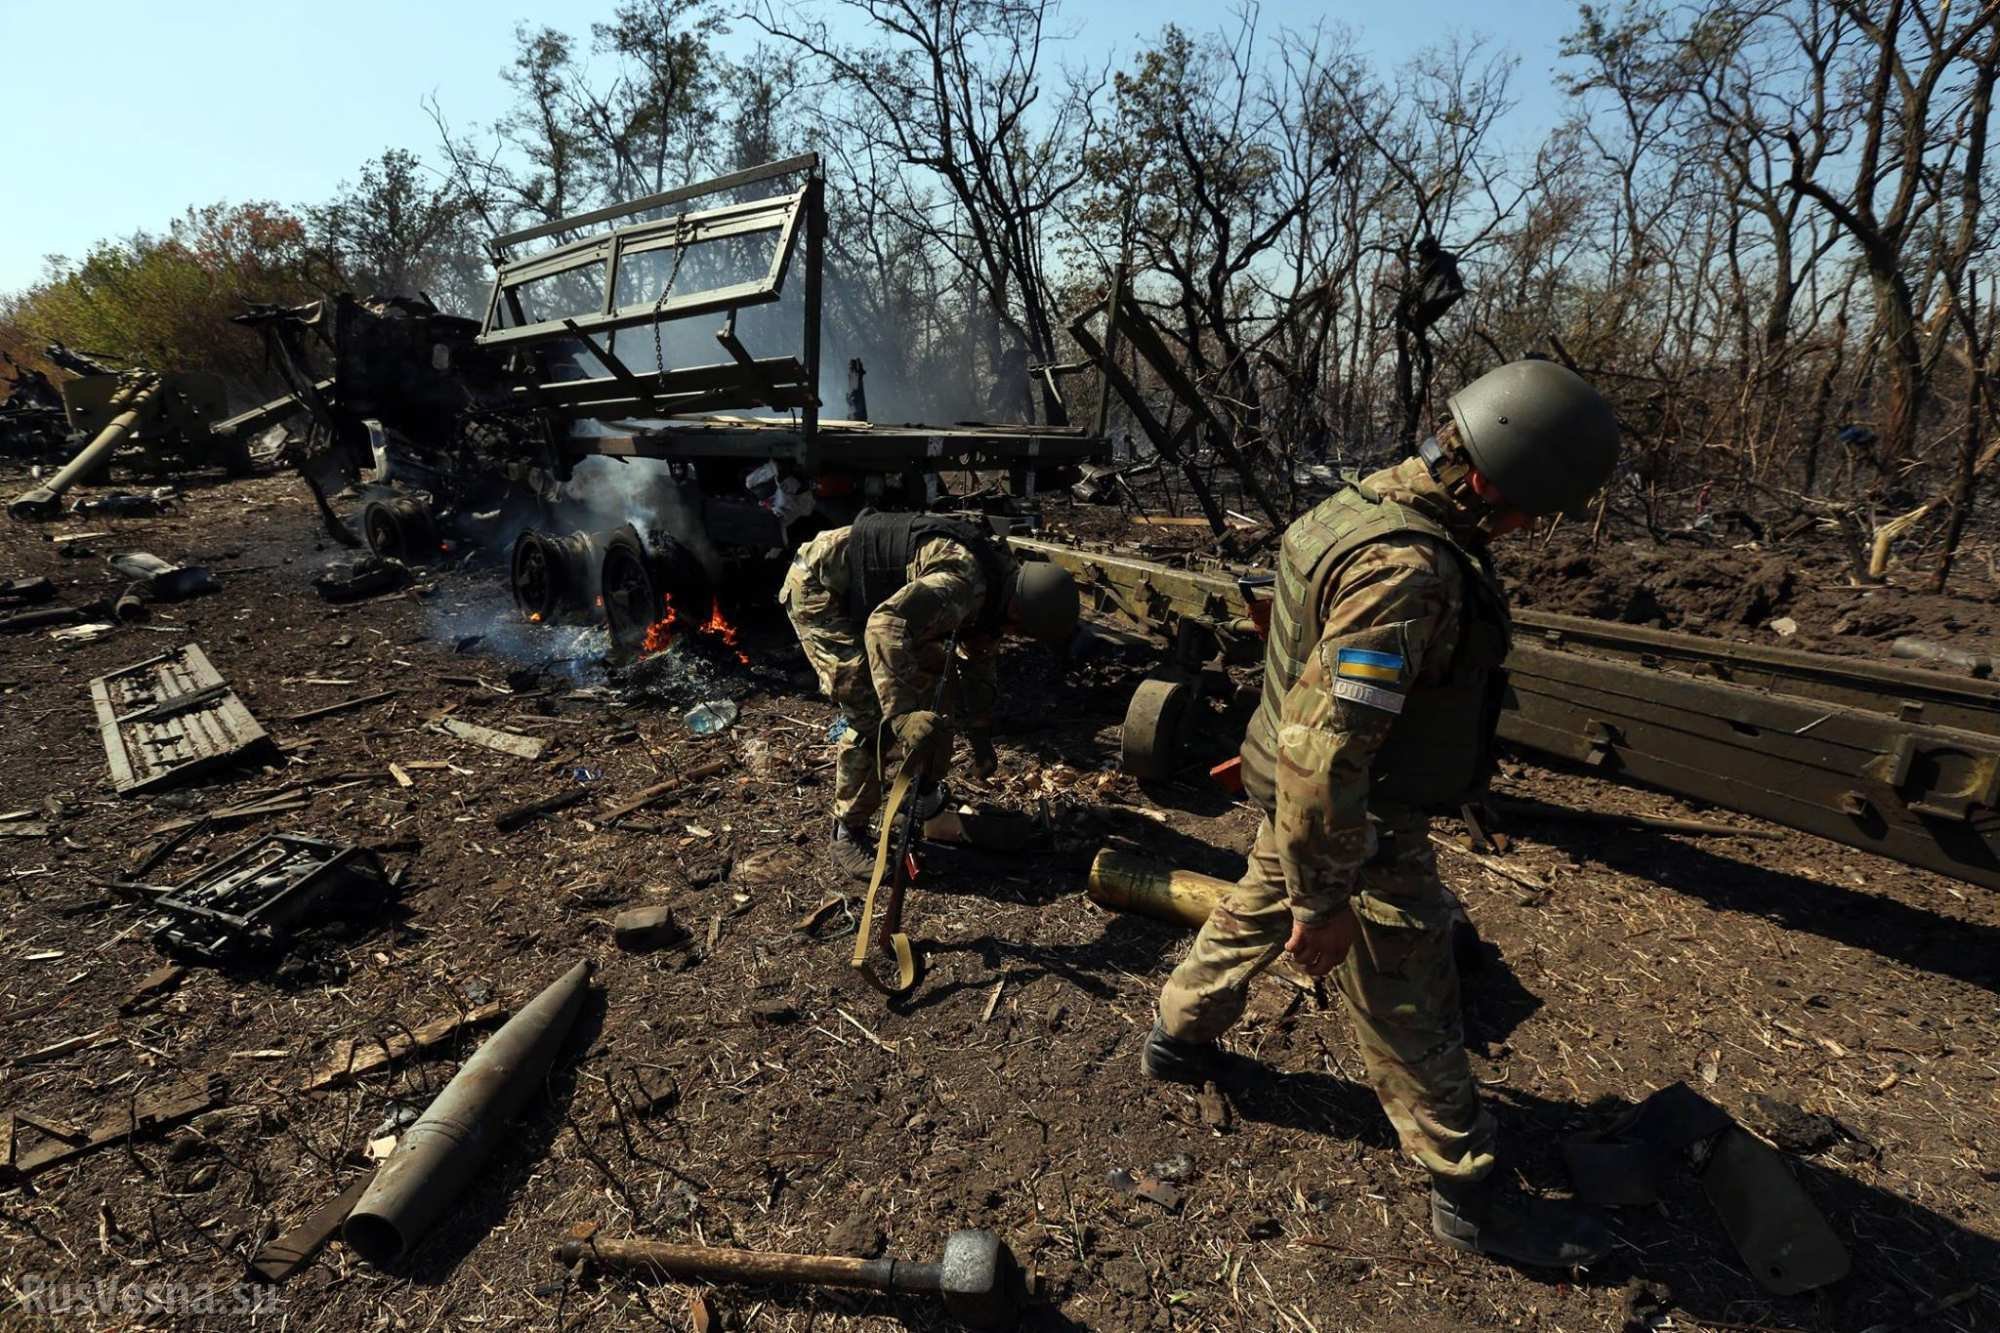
303, 1002, 508, 1091
120, 962, 186, 1014
249, 1176, 372, 1283
494, 786, 592, 832
436, 718, 548, 761
284, 690, 397, 725
596, 758, 730, 823
7, 1026, 119, 1069
0, 1078, 224, 1182
146, 796, 308, 838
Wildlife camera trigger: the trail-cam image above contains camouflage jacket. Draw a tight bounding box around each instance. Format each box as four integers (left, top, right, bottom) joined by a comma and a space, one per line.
1271, 458, 1498, 926
863, 536, 1002, 726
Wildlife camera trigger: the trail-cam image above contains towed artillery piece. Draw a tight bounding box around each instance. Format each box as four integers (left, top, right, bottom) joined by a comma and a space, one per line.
1010, 533, 2000, 896
6, 347, 307, 520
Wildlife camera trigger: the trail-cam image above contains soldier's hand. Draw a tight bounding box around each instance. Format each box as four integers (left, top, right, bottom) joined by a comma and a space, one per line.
891, 710, 953, 776
1284, 909, 1358, 977
968, 729, 1000, 778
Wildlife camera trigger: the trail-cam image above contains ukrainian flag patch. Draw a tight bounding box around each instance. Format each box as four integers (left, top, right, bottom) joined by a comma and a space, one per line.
1335, 647, 1404, 684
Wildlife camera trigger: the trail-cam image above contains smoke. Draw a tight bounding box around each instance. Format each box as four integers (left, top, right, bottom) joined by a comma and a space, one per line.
812, 262, 1009, 425
429, 582, 612, 688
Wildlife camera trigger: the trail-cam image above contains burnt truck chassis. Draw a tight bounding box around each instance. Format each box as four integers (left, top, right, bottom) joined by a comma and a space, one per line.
239, 154, 1106, 647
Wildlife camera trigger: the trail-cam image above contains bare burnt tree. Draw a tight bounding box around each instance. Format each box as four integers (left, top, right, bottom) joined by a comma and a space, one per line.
590, 0, 731, 197
368, 0, 1998, 565
750, 0, 1095, 424
1330, 36, 1530, 446
1082, 12, 1356, 476
1474, 0, 2000, 574
1772, 0, 1999, 468
425, 6, 730, 236
426, 25, 600, 233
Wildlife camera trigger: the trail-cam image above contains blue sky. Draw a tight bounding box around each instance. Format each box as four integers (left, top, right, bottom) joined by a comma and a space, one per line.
0, 0, 1587, 297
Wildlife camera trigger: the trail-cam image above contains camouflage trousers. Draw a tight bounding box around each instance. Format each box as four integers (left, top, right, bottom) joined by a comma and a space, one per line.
780, 531, 887, 827
1157, 812, 1496, 1182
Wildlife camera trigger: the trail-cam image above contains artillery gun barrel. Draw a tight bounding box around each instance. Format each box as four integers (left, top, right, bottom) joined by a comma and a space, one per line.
208, 379, 328, 442
9, 375, 161, 520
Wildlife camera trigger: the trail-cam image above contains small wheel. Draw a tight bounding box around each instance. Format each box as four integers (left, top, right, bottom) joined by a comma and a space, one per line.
1122, 677, 1193, 779
512, 536, 556, 621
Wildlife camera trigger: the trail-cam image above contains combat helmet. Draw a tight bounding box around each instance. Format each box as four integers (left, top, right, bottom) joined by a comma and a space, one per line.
1445, 360, 1619, 516
1009, 561, 1079, 643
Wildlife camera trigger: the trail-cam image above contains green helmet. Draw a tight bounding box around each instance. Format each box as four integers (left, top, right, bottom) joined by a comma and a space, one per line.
1446, 360, 1619, 516
1009, 561, 1079, 643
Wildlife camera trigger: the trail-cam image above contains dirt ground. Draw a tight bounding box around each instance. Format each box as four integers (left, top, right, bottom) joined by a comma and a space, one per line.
1, 464, 1996, 1333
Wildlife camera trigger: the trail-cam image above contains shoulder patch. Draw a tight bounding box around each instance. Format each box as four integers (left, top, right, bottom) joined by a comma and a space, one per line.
1335, 647, 1404, 684
1333, 679, 1406, 713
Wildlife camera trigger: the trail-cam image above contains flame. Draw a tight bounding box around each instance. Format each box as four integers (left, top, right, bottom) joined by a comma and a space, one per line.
641, 593, 748, 664
639, 592, 687, 654
528, 611, 543, 624
699, 600, 743, 659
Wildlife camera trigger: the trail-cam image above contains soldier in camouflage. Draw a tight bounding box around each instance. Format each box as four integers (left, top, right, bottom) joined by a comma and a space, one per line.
1144, 360, 1622, 1269
781, 512, 1079, 876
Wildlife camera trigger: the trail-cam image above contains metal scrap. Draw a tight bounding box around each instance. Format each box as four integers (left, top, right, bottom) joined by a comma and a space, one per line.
109, 550, 218, 600
0, 576, 55, 606
1563, 1082, 1849, 1295
89, 643, 272, 795
313, 555, 410, 603
146, 833, 392, 960
250, 1177, 372, 1284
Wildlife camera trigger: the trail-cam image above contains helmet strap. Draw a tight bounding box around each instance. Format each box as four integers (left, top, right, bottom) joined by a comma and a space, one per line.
1417, 434, 1476, 495
1416, 432, 1503, 534
1416, 434, 1450, 479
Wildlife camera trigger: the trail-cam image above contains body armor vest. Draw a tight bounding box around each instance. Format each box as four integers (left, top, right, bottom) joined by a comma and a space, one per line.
1240, 484, 1511, 812
845, 512, 1012, 633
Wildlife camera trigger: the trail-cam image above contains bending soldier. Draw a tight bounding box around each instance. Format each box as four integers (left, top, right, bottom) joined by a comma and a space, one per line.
1144, 360, 1621, 1267
781, 511, 1080, 876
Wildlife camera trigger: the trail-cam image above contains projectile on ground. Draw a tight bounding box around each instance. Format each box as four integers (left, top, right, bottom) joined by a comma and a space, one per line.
343, 958, 593, 1266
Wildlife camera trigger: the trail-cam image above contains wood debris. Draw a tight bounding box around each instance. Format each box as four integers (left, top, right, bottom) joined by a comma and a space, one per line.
304, 1001, 509, 1090
436, 717, 548, 760
0, 1077, 226, 1182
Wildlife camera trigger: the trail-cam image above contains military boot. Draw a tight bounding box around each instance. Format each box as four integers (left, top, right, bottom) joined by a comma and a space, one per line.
1139, 1021, 1221, 1085
827, 819, 875, 880
1430, 1174, 1613, 1267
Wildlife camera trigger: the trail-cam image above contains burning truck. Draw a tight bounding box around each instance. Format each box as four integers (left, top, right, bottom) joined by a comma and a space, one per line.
234, 155, 1108, 656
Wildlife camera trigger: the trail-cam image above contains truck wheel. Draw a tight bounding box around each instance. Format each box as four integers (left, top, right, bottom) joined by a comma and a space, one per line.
510, 529, 606, 624
599, 525, 708, 655
362, 497, 438, 563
